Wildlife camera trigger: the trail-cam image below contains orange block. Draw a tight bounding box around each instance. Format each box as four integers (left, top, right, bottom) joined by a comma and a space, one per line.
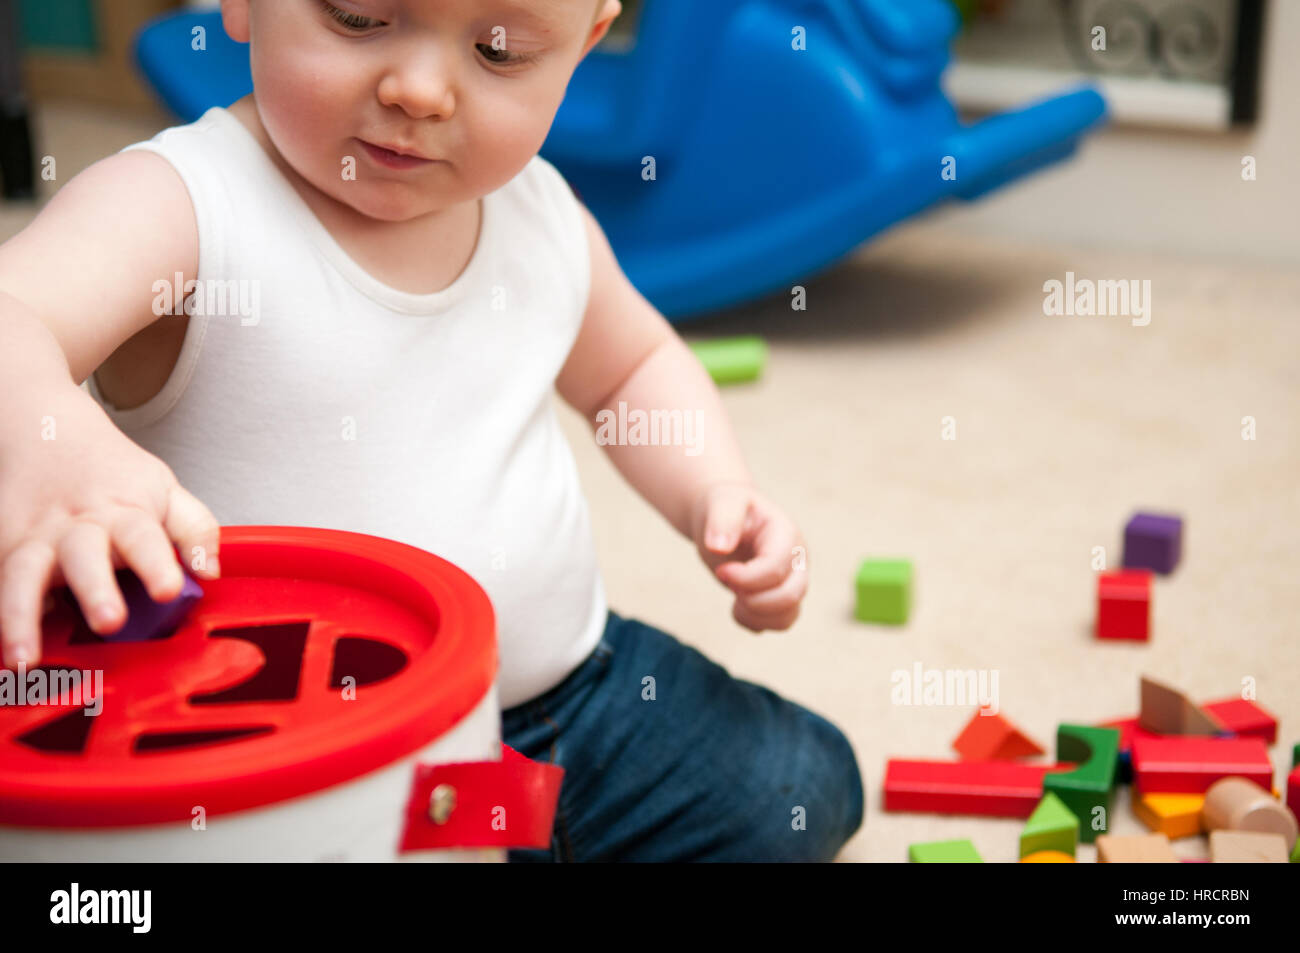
1020, 850, 1076, 863
952, 710, 1045, 761
1131, 789, 1204, 839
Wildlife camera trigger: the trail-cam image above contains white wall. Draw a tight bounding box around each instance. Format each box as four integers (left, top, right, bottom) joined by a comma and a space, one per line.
928, 0, 1298, 265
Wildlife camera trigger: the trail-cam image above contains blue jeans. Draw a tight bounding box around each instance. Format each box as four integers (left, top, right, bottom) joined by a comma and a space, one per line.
503, 611, 865, 862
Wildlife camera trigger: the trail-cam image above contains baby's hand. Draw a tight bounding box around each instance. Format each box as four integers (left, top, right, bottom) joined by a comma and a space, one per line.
691, 483, 808, 632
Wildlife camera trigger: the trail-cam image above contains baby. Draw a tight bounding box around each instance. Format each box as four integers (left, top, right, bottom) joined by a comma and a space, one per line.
0, 0, 862, 861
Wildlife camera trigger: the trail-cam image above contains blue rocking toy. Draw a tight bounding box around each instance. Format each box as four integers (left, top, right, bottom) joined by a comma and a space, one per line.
133, 0, 1107, 321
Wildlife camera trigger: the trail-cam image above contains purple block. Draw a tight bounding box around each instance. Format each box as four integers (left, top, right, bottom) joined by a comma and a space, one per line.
101, 568, 204, 642
1122, 512, 1183, 575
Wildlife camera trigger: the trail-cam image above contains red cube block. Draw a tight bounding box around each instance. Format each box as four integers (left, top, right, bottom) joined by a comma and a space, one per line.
1096, 569, 1152, 641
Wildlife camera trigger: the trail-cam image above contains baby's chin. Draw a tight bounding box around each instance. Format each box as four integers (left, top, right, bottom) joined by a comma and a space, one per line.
324, 179, 450, 224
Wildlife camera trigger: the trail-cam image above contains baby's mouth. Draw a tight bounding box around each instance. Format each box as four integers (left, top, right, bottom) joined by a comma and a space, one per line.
357, 138, 439, 170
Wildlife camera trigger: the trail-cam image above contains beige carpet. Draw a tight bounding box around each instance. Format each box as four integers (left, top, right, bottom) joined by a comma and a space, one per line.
5, 103, 1297, 863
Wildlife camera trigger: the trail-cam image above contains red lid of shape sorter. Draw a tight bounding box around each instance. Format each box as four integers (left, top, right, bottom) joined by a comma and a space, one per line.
0, 526, 496, 828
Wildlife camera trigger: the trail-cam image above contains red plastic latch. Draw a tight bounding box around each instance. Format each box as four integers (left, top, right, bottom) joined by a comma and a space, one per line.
399, 744, 563, 852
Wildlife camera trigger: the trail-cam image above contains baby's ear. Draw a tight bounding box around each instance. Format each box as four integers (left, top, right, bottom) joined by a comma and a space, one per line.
580, 0, 622, 58
220, 0, 253, 44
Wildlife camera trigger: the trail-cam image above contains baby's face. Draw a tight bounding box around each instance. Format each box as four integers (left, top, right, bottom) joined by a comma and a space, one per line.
222, 0, 615, 222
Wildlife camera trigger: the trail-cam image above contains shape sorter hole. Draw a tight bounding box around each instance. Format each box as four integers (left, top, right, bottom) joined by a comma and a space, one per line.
15, 705, 96, 754
133, 725, 274, 754
189, 621, 311, 705
328, 637, 408, 690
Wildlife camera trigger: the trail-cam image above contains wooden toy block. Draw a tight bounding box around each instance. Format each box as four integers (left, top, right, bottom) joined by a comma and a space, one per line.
1292, 743, 1299, 771
908, 838, 983, 863
1288, 766, 1300, 824
1200, 697, 1278, 745
1043, 724, 1120, 843
1131, 736, 1272, 794
1292, 839, 1300, 863
1202, 777, 1298, 852
854, 559, 911, 625
1208, 830, 1289, 863
1095, 569, 1151, 641
1139, 675, 1224, 735
1122, 511, 1182, 575
1131, 790, 1205, 839
883, 758, 1072, 818
687, 336, 767, 386
1019, 792, 1079, 858
1096, 833, 1179, 863
952, 709, 1045, 761
1020, 850, 1075, 863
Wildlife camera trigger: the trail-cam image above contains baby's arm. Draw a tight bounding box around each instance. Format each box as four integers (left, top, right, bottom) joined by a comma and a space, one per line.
0, 152, 222, 667
557, 206, 808, 631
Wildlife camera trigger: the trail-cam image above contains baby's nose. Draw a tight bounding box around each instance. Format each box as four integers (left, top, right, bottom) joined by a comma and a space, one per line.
377, 55, 457, 121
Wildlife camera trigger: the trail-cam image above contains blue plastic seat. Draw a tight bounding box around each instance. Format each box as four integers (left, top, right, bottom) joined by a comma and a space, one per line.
133, 1, 1106, 322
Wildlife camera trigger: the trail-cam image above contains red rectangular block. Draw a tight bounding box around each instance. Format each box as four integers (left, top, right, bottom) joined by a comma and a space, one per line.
883, 759, 1072, 818
1288, 766, 1300, 823
1131, 736, 1272, 794
1201, 698, 1278, 745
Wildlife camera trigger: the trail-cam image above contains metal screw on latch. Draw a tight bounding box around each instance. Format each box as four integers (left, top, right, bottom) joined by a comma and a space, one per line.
428, 784, 457, 824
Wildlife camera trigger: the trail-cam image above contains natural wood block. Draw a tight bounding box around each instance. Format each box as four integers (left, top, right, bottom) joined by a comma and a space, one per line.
1096, 833, 1179, 863
1209, 830, 1289, 863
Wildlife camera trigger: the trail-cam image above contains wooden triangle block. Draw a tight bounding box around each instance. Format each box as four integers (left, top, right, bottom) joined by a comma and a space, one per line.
1139, 675, 1225, 735
1020, 792, 1079, 858
952, 710, 1045, 760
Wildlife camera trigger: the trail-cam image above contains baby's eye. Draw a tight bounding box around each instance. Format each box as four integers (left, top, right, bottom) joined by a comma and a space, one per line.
321, 1, 383, 32
476, 43, 533, 67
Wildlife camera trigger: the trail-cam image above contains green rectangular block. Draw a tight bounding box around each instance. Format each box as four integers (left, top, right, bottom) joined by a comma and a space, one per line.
1292, 742, 1299, 771
909, 838, 983, 863
688, 336, 767, 385
1043, 724, 1120, 845
855, 558, 911, 625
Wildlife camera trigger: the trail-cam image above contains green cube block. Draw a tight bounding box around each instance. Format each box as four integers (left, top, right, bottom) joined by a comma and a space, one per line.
1019, 792, 1080, 858
688, 336, 767, 385
1043, 724, 1120, 845
908, 838, 983, 863
855, 559, 912, 624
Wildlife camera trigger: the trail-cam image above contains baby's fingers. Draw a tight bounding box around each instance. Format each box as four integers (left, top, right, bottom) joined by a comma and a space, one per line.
58, 521, 126, 634
715, 522, 799, 593
1, 539, 57, 667
736, 563, 809, 618
112, 509, 185, 602
163, 483, 221, 579
733, 597, 801, 633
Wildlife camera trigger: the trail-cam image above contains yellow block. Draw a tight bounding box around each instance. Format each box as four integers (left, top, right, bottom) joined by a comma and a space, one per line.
1132, 789, 1205, 839
1020, 850, 1076, 863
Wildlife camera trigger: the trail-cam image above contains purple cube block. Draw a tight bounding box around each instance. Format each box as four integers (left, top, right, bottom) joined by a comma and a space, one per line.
101, 568, 204, 642
1122, 512, 1183, 575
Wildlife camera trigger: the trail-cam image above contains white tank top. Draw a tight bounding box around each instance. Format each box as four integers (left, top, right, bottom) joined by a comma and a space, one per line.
85, 107, 607, 709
